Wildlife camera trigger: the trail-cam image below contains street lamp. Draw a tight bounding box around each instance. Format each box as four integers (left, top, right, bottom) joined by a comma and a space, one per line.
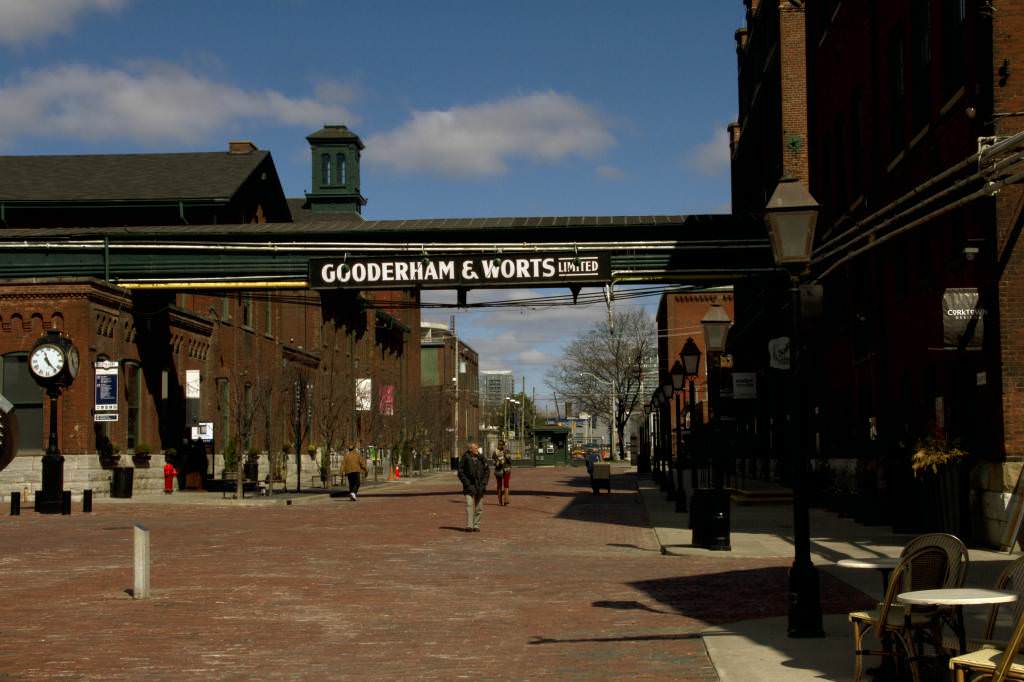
659, 379, 673, 493
765, 176, 823, 638
669, 360, 686, 511
676, 339, 702, 514
701, 304, 731, 475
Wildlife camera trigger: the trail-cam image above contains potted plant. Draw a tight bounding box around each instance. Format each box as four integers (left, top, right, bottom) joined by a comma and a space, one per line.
244, 447, 260, 481
911, 438, 968, 535
132, 442, 152, 466
98, 437, 120, 467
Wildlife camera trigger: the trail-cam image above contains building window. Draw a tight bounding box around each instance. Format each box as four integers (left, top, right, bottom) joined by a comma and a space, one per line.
321, 153, 331, 186
242, 293, 253, 329
888, 29, 906, 154
850, 90, 862, 199
221, 295, 231, 322
337, 154, 347, 186
1, 353, 42, 452
911, 1, 932, 130
218, 379, 230, 447
243, 383, 253, 450
124, 361, 142, 451
942, 0, 967, 98
264, 296, 273, 336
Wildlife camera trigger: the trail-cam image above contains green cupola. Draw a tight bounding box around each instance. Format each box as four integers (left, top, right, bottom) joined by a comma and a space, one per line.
304, 124, 366, 214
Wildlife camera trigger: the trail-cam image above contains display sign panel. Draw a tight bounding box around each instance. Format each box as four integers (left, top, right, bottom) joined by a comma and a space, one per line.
94, 360, 118, 417
310, 253, 611, 289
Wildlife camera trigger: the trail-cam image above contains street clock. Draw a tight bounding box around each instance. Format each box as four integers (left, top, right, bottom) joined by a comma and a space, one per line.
28, 331, 79, 388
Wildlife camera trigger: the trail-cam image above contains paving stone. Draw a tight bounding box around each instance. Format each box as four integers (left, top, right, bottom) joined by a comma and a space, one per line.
0, 468, 870, 680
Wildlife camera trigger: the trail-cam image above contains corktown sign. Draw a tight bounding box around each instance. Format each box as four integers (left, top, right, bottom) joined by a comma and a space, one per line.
310, 253, 611, 289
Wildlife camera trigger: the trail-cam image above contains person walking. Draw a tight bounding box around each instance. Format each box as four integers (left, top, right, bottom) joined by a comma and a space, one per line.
458, 442, 489, 531
342, 444, 368, 501
492, 440, 512, 506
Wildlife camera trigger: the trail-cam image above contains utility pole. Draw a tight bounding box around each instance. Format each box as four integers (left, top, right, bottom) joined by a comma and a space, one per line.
604, 284, 618, 460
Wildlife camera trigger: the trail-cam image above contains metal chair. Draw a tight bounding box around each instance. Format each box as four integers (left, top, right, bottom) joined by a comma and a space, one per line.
950, 605, 1024, 681
849, 536, 969, 681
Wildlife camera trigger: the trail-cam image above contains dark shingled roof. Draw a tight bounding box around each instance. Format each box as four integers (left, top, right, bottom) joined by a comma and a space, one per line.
0, 151, 271, 202
286, 198, 366, 225
306, 125, 364, 149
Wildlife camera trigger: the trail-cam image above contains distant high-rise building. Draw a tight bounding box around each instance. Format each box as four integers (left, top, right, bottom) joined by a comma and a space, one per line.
479, 370, 515, 428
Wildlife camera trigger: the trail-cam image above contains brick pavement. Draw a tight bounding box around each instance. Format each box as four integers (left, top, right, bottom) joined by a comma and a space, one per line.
0, 467, 871, 680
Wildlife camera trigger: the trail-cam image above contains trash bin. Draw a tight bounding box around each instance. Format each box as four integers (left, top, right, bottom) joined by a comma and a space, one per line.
691, 488, 730, 550
450, 456, 459, 471
111, 467, 134, 498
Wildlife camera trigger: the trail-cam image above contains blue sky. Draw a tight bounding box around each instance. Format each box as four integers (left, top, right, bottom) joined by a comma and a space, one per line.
0, 0, 743, 408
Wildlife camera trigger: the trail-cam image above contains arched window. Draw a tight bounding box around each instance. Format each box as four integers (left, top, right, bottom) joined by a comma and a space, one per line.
336, 154, 347, 186
321, 153, 331, 185
123, 361, 142, 450
1, 353, 42, 452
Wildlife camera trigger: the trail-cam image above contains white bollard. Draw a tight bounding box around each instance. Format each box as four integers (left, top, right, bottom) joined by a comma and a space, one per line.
133, 524, 150, 599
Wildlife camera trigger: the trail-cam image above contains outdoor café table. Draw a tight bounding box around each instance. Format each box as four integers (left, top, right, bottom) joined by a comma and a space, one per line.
897, 588, 1018, 655
837, 557, 900, 595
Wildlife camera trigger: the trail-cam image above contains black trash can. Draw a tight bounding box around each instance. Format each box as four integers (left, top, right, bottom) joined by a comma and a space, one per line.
111, 467, 134, 498
450, 456, 459, 471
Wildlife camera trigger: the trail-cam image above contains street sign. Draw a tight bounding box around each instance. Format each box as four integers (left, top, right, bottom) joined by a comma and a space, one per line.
94, 360, 118, 419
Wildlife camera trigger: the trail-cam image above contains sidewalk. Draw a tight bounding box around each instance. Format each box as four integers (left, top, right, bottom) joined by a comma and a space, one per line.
636, 473, 1019, 681
98, 468, 455, 507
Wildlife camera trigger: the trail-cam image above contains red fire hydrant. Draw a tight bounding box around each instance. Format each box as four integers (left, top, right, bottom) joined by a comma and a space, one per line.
163, 462, 178, 494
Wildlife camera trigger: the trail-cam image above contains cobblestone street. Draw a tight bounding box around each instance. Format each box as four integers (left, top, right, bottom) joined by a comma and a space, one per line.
0, 468, 869, 680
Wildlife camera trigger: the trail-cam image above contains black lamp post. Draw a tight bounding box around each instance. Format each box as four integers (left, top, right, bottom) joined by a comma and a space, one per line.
660, 381, 673, 495
765, 176, 824, 638
670, 360, 686, 511
680, 338, 702, 513
650, 392, 662, 483
641, 402, 652, 473
701, 305, 732, 551
701, 304, 732, 487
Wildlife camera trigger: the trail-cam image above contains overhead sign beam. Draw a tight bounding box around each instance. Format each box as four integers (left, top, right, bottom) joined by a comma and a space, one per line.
310, 253, 611, 290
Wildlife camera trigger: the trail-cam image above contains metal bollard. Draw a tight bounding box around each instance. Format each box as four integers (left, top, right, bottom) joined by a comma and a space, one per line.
10, 491, 20, 515
83, 489, 92, 513
61, 490, 71, 515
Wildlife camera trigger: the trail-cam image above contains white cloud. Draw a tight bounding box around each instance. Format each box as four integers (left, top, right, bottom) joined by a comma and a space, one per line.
366, 92, 614, 176
595, 164, 625, 180
685, 126, 730, 177
518, 349, 554, 365
0, 0, 128, 46
0, 63, 358, 145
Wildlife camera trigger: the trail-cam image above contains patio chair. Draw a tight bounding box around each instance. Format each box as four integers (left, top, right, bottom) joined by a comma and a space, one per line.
849, 538, 968, 681
900, 533, 970, 587
949, 603, 1024, 681
974, 556, 1024, 649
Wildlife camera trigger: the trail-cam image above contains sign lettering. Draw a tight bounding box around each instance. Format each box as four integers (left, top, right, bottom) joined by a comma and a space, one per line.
310, 253, 610, 289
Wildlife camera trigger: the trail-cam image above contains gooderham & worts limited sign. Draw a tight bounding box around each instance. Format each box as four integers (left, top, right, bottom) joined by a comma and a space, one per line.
310, 253, 611, 289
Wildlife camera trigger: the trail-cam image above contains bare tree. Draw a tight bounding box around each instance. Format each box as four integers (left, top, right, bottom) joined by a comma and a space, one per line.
286, 364, 316, 493
229, 367, 274, 500
546, 308, 656, 460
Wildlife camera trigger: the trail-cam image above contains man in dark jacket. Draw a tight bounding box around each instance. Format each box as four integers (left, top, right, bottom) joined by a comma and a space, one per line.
458, 442, 490, 532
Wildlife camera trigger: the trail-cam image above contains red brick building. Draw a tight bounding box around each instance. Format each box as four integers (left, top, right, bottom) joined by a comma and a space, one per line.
655, 292, 736, 459
730, 0, 1024, 543
0, 130, 420, 497
420, 322, 480, 461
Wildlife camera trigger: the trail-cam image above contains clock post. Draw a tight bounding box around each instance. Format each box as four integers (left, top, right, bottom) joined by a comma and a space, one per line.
28, 330, 79, 514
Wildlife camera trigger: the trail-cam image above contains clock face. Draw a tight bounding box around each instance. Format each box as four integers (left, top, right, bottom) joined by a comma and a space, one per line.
30, 344, 65, 379
67, 346, 80, 379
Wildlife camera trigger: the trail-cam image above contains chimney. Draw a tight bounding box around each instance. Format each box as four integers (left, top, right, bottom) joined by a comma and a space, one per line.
228, 140, 258, 154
